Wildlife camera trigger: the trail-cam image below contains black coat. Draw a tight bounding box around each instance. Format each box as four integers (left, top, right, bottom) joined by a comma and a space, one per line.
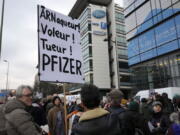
124, 110, 151, 135
107, 105, 132, 135
108, 105, 150, 135
149, 111, 170, 135
72, 108, 120, 135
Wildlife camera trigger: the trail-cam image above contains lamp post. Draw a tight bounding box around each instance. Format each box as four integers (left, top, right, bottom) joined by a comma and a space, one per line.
3, 59, 9, 91
104, 38, 119, 89
0, 0, 5, 59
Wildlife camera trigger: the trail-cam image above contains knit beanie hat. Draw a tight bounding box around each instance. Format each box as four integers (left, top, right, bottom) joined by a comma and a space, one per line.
152, 101, 162, 107
128, 101, 139, 111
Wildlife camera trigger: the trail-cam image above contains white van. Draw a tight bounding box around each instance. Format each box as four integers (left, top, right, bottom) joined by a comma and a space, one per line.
135, 87, 180, 100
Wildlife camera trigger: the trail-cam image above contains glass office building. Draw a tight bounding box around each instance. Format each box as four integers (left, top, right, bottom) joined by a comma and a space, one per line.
69, 0, 131, 96
124, 0, 180, 91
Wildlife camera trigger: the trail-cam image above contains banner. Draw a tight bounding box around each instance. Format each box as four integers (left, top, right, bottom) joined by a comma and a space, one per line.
37, 5, 84, 83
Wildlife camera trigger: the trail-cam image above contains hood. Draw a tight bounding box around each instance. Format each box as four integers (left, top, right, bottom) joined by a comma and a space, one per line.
79, 108, 109, 122
4, 99, 26, 114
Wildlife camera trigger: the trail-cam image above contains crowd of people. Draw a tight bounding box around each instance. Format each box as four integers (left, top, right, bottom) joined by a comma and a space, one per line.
0, 84, 180, 135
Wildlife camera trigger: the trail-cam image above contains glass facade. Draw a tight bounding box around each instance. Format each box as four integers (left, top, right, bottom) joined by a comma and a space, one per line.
131, 52, 180, 90
79, 7, 93, 74
125, 0, 180, 66
124, 0, 180, 90
116, 23, 126, 34
115, 12, 125, 22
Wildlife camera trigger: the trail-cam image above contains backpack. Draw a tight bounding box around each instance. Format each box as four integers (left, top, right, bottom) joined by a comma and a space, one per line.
0, 104, 7, 135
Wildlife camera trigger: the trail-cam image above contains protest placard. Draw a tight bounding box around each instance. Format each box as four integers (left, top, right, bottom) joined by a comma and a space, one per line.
37, 5, 84, 83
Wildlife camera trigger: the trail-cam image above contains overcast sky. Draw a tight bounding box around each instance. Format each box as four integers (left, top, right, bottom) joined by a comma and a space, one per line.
0, 0, 123, 90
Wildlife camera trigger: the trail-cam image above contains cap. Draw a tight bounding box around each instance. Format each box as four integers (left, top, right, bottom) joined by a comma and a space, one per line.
152, 101, 162, 107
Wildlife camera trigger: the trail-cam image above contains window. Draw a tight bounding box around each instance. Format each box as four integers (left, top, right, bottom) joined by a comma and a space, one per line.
88, 33, 92, 44
119, 61, 128, 69
125, 12, 136, 32
175, 15, 180, 38
137, 19, 153, 33
151, 0, 161, 16
126, 28, 138, 39
79, 9, 91, 29
79, 8, 91, 22
153, 13, 163, 25
84, 73, 93, 84
135, 0, 146, 8
120, 75, 130, 82
140, 49, 157, 61
116, 36, 126, 46
115, 12, 124, 22
124, 3, 135, 15
83, 60, 93, 73
81, 34, 89, 46
157, 40, 179, 55
155, 19, 177, 46
90, 73, 93, 84
136, 1, 152, 25
128, 38, 139, 58
173, 2, 180, 13
116, 24, 125, 34
128, 55, 141, 65
82, 46, 92, 59
139, 29, 155, 53
117, 48, 127, 56
162, 7, 173, 19
80, 22, 91, 37
160, 0, 172, 9
124, 0, 135, 9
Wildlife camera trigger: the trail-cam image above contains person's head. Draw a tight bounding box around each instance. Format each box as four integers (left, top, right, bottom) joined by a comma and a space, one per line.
16, 85, 33, 106
162, 93, 168, 99
141, 98, 147, 103
152, 101, 162, 113
128, 101, 139, 112
170, 112, 180, 124
52, 96, 61, 106
80, 84, 100, 110
173, 94, 180, 104
107, 89, 123, 106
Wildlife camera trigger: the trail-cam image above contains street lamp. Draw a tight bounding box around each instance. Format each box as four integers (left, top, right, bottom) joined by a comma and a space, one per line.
104, 38, 120, 89
3, 59, 9, 91
0, 0, 5, 59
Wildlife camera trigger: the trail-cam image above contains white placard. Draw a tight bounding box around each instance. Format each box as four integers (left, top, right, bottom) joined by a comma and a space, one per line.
37, 5, 84, 83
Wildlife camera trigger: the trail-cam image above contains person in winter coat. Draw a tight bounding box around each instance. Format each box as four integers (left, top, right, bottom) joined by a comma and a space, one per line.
140, 98, 150, 120
28, 98, 47, 126
126, 101, 151, 135
47, 96, 65, 135
148, 101, 170, 135
3, 85, 42, 135
166, 112, 180, 135
72, 84, 120, 135
162, 93, 174, 115
0, 104, 6, 135
105, 89, 131, 135
173, 95, 180, 112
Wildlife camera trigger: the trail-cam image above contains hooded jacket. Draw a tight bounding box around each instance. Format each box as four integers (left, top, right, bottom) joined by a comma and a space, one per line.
3, 99, 41, 135
72, 108, 120, 135
47, 105, 65, 135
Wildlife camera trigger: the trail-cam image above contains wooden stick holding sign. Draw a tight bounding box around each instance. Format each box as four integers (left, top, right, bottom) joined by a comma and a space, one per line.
63, 84, 68, 135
